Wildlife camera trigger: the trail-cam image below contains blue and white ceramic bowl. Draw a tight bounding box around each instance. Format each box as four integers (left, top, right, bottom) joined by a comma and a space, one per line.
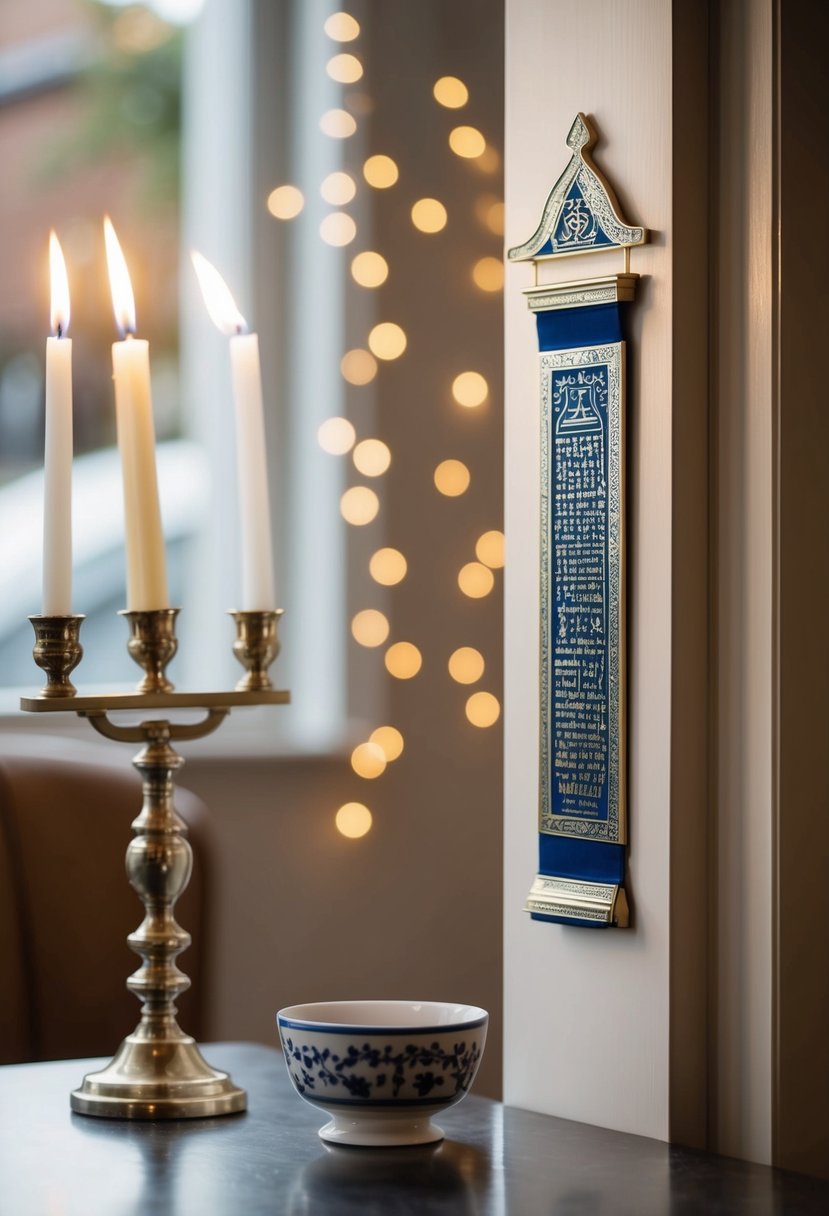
277, 1000, 488, 1146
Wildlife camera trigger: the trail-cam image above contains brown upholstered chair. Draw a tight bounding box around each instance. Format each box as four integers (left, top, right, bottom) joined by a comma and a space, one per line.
0, 736, 209, 1064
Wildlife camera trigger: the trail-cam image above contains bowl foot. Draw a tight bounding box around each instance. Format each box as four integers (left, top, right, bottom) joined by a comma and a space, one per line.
319, 1108, 445, 1147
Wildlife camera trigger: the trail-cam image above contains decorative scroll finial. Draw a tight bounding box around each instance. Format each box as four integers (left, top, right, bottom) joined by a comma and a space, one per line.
508, 113, 646, 262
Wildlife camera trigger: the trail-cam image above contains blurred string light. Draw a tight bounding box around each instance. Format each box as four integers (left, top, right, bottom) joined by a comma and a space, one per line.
336, 803, 372, 838
363, 155, 399, 188
434, 459, 470, 497
475, 146, 501, 174
267, 185, 304, 219
370, 725, 404, 761
433, 75, 468, 108
340, 486, 379, 525
369, 548, 407, 585
474, 194, 505, 235
318, 416, 356, 455
385, 642, 422, 679
341, 349, 378, 384
368, 322, 407, 360
476, 530, 505, 568
465, 691, 501, 728
351, 251, 388, 287
472, 257, 504, 292
458, 562, 495, 598
325, 11, 360, 41
327, 53, 363, 83
320, 212, 357, 246
351, 609, 390, 647
321, 172, 356, 205
351, 742, 387, 779
320, 109, 357, 138
449, 125, 486, 159
411, 198, 447, 233
353, 439, 391, 477
452, 371, 488, 407
448, 647, 485, 684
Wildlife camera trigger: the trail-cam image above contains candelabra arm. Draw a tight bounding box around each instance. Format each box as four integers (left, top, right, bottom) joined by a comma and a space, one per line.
82, 707, 229, 745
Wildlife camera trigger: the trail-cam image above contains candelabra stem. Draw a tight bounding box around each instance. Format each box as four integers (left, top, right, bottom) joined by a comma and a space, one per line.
70, 711, 245, 1119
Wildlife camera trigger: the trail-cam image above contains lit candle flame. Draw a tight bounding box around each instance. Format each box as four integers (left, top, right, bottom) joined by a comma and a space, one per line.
49, 231, 70, 337
191, 251, 247, 336
104, 216, 136, 336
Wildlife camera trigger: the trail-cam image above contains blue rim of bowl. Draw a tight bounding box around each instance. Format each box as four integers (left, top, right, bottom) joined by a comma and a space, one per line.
277, 1011, 488, 1036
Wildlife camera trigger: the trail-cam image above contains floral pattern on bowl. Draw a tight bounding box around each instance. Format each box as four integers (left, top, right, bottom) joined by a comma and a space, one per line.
277, 1000, 488, 1147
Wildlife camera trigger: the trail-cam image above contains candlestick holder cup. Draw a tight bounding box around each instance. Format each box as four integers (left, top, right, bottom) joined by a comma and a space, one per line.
28, 614, 85, 697
21, 607, 289, 1120
121, 607, 180, 693
230, 609, 283, 691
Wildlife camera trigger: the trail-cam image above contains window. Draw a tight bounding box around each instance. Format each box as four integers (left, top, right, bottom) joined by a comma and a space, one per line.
0, 0, 505, 764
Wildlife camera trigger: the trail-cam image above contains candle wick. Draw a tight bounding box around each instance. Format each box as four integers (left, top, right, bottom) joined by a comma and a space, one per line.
56, 323, 63, 339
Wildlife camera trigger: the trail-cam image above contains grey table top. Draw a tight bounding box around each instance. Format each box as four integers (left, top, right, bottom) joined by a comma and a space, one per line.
1, 1043, 827, 1215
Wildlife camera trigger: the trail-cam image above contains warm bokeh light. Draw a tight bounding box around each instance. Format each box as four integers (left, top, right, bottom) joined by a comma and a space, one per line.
327, 52, 363, 83
103, 217, 136, 335
363, 154, 399, 188
433, 75, 469, 108
49, 231, 70, 335
340, 486, 379, 525
449, 125, 486, 158
485, 201, 505, 235
474, 193, 504, 235
351, 608, 390, 647
318, 416, 356, 455
368, 322, 407, 360
475, 146, 501, 174
336, 802, 373, 838
448, 647, 485, 684
465, 691, 501, 728
370, 725, 404, 762
411, 198, 448, 234
434, 459, 470, 497
369, 547, 407, 585
321, 171, 356, 205
324, 11, 360, 41
452, 370, 489, 408
458, 562, 495, 598
472, 256, 504, 293
351, 251, 388, 288
385, 641, 422, 679
320, 108, 357, 138
353, 438, 391, 477
320, 212, 357, 246
351, 741, 387, 779
341, 348, 378, 385
267, 184, 304, 219
476, 530, 505, 568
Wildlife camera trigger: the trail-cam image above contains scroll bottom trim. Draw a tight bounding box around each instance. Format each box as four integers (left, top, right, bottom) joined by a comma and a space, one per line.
525, 874, 629, 928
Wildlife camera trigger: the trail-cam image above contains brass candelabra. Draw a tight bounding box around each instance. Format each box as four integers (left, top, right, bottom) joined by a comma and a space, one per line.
22, 607, 289, 1119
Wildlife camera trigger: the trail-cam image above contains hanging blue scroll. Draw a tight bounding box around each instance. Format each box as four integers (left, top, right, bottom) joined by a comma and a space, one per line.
509, 114, 646, 928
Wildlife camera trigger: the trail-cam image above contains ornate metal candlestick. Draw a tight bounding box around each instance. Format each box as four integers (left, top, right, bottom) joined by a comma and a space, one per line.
22, 608, 288, 1119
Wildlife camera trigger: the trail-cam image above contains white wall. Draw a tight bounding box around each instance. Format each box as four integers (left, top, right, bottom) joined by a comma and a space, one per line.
504, 0, 673, 1138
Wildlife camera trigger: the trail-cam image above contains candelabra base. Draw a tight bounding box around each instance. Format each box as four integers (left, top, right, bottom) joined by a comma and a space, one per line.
71, 1034, 246, 1120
